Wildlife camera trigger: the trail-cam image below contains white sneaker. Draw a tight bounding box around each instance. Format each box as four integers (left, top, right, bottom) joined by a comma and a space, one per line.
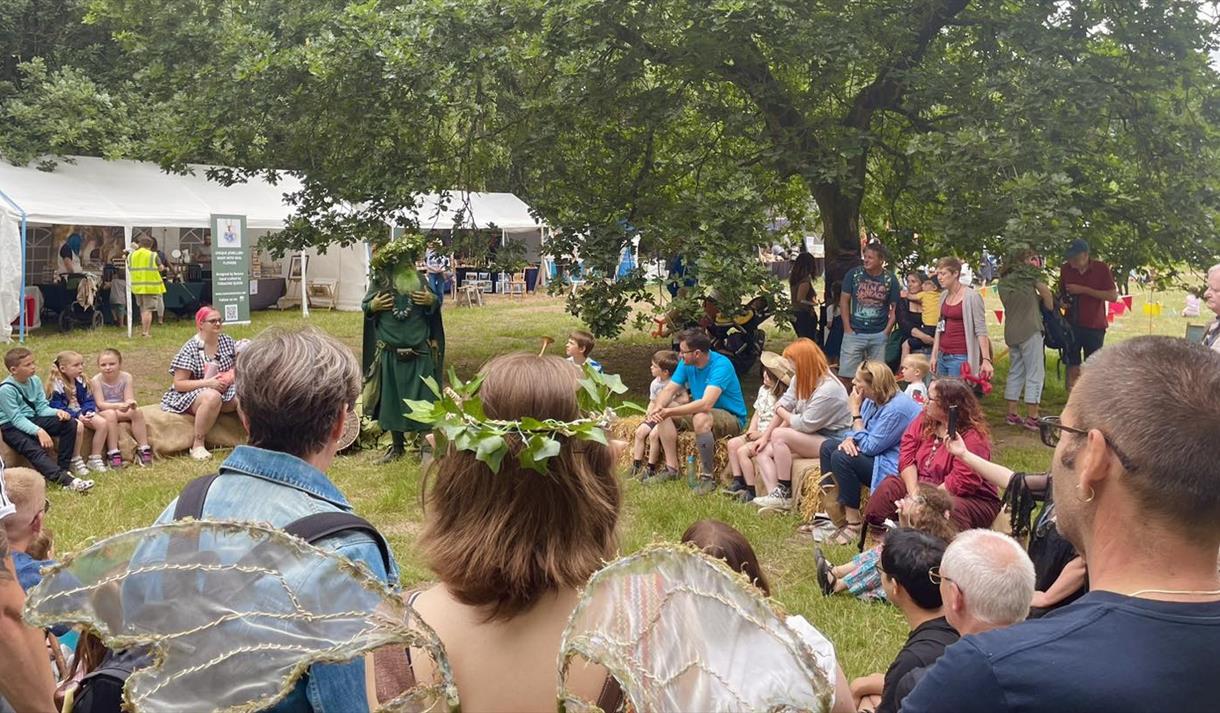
86, 456, 108, 473
70, 457, 90, 477
68, 477, 95, 493
751, 488, 792, 510
189, 446, 212, 461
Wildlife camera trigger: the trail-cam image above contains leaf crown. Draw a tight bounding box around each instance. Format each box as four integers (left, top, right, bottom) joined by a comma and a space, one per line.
370, 233, 428, 274
405, 363, 643, 473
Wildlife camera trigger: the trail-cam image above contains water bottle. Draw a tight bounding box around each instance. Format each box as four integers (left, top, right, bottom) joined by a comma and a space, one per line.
685, 454, 698, 488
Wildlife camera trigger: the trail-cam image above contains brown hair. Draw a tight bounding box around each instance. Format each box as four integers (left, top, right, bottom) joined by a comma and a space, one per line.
681, 519, 771, 596
4, 347, 32, 370
569, 330, 595, 357
1073, 336, 1220, 532
923, 379, 989, 441
855, 360, 900, 405
137, 235, 154, 248
783, 338, 831, 400
652, 350, 679, 376
420, 354, 620, 621
937, 256, 963, 274
903, 484, 959, 543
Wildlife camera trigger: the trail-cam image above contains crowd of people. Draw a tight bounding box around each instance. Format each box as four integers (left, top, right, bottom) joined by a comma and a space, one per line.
0, 250, 1218, 712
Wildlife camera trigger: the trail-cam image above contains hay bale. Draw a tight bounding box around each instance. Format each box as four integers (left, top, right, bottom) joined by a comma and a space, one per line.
609, 415, 730, 479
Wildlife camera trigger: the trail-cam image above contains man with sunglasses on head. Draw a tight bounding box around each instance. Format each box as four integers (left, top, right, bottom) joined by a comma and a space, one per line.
904, 336, 1220, 713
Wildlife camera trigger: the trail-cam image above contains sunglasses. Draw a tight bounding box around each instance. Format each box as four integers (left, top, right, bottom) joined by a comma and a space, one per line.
1037, 416, 1137, 471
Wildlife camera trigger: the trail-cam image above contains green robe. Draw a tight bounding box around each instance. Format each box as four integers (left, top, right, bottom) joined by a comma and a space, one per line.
360, 270, 445, 432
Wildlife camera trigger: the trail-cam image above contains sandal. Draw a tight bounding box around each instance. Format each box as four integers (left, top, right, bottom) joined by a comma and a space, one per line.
826, 522, 862, 546
815, 547, 835, 596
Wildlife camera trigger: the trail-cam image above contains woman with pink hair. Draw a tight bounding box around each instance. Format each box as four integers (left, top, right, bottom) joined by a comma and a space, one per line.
161, 306, 239, 460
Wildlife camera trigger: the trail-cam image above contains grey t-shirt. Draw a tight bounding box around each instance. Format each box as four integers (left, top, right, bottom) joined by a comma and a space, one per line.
997, 278, 1042, 346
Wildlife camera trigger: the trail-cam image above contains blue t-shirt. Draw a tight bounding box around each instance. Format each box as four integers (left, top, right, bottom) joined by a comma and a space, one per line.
671, 351, 747, 427
902, 591, 1220, 713
843, 266, 901, 333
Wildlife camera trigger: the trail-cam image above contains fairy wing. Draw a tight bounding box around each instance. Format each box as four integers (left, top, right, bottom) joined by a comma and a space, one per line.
558, 545, 833, 713
24, 520, 456, 713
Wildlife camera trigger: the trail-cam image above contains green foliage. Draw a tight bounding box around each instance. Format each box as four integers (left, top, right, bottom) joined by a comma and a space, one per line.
369, 232, 428, 275
404, 364, 642, 474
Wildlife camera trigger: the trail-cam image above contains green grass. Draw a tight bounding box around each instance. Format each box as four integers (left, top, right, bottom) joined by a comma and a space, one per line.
19, 288, 1206, 678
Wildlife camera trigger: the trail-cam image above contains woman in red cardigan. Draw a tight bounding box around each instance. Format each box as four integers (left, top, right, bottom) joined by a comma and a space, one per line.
863, 378, 1000, 538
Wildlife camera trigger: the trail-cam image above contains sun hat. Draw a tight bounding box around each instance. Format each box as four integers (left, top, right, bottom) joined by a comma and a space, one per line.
759, 351, 795, 385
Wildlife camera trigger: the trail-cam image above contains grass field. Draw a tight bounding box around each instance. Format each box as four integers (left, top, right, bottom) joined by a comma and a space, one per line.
14, 286, 1207, 678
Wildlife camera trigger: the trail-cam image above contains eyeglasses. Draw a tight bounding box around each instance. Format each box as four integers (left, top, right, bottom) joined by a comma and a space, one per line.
928, 565, 954, 586
43, 497, 50, 513
1037, 416, 1137, 471
204, 318, 223, 325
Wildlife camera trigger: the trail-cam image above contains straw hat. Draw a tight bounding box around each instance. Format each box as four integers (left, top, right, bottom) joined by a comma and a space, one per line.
759, 351, 795, 384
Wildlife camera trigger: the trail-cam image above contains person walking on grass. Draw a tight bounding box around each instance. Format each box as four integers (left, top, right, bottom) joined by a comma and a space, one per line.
129, 235, 166, 339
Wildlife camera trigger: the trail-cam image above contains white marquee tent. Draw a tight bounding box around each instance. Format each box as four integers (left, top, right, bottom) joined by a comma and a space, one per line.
0, 156, 545, 341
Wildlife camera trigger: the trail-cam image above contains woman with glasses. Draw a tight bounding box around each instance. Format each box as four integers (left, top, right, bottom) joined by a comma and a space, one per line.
863, 378, 999, 538
161, 306, 239, 461
944, 425, 1088, 617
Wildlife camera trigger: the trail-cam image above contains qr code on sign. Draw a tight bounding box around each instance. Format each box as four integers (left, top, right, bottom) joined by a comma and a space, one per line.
224, 304, 238, 322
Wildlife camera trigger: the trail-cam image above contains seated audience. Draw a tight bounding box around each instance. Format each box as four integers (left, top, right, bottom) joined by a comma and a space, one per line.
564, 329, 602, 372
934, 529, 1035, 636
92, 349, 153, 467
46, 350, 116, 473
647, 328, 747, 495
161, 306, 239, 461
816, 484, 956, 602
903, 336, 1220, 713
1, 348, 91, 492
898, 354, 929, 404
721, 352, 791, 501
631, 350, 687, 481
864, 379, 999, 538
408, 354, 621, 710
946, 436, 1087, 615
815, 361, 923, 544
681, 519, 854, 713
1203, 263, 1219, 352
848, 528, 956, 713
751, 338, 852, 510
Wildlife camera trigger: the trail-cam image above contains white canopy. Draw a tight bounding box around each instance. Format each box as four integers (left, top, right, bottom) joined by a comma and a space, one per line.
0, 155, 545, 340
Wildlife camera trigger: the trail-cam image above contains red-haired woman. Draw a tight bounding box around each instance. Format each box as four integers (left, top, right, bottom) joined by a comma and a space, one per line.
750, 338, 853, 511
863, 378, 999, 538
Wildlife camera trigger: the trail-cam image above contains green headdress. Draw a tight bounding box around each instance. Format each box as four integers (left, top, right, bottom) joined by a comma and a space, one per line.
370, 232, 428, 276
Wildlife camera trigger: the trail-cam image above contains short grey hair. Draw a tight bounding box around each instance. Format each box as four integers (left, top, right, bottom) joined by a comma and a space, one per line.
236, 326, 360, 458
941, 529, 1035, 627
1208, 263, 1220, 279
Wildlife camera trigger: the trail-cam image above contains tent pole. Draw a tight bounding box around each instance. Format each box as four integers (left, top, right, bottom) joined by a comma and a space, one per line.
0, 188, 28, 342
124, 226, 133, 340
300, 250, 309, 318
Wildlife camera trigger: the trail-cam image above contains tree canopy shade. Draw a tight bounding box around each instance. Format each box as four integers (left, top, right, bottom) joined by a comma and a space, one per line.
11, 0, 1220, 334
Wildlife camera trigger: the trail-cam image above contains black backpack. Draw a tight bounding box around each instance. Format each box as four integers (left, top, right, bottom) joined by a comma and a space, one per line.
1041, 296, 1075, 352
70, 474, 393, 713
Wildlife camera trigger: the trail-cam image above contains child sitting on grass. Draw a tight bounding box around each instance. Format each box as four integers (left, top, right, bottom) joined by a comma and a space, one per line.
899, 353, 931, 404
92, 348, 153, 466
721, 351, 791, 502
564, 329, 603, 372
902, 276, 941, 359
630, 350, 687, 480
47, 350, 117, 472
814, 484, 956, 602
0, 348, 92, 492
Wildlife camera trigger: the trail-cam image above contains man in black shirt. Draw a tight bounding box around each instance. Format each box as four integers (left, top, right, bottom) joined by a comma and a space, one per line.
848, 528, 957, 713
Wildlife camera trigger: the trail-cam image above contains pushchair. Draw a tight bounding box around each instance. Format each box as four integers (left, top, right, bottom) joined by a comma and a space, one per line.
54, 272, 104, 332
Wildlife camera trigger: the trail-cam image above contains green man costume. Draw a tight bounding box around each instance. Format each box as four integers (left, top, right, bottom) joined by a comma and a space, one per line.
361, 235, 445, 461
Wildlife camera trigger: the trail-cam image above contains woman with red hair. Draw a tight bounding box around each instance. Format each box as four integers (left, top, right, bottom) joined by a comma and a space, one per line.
863, 378, 998, 539
161, 306, 240, 460
750, 338, 852, 511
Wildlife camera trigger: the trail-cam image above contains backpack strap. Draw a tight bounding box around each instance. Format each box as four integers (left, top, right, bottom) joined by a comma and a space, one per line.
172, 473, 221, 520
283, 511, 393, 576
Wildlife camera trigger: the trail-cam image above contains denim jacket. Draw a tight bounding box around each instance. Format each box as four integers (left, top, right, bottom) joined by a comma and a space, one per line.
152, 445, 400, 713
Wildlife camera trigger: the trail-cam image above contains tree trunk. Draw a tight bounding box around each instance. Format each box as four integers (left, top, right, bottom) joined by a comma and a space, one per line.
813, 183, 863, 303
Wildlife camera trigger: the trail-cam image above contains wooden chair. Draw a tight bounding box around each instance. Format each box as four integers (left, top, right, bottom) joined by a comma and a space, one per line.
457, 283, 483, 307
507, 272, 527, 299
306, 279, 339, 310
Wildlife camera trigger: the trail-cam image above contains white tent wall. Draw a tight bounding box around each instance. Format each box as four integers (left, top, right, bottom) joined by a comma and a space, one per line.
301, 243, 369, 311
0, 203, 21, 342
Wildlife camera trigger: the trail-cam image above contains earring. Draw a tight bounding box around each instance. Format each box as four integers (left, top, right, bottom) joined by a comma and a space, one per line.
1077, 484, 1095, 503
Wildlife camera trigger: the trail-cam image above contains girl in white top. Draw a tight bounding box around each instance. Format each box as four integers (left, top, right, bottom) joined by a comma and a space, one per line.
723, 352, 791, 501
92, 348, 153, 466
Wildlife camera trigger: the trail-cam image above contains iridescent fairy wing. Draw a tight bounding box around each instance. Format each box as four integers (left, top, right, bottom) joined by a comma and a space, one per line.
558, 545, 833, 713
24, 520, 457, 713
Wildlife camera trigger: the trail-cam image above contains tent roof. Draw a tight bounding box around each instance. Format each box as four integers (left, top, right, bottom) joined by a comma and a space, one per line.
0, 156, 544, 232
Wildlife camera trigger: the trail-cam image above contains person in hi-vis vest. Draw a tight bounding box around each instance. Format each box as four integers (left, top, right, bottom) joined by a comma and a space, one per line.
130, 236, 167, 338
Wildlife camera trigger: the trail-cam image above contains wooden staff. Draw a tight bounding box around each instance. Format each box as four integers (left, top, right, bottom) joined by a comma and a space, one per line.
539, 336, 555, 356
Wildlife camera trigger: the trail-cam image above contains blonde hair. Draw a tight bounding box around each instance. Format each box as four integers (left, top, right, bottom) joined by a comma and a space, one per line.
902, 353, 931, 379
44, 350, 90, 406
420, 353, 620, 622
1, 467, 45, 536
855, 360, 900, 405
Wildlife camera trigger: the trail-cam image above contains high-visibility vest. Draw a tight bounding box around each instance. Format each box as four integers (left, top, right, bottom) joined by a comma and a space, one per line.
129, 248, 166, 295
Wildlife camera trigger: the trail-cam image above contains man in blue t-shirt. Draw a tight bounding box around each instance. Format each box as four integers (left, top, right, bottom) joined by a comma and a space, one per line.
646, 328, 746, 495
902, 336, 1220, 713
837, 243, 900, 381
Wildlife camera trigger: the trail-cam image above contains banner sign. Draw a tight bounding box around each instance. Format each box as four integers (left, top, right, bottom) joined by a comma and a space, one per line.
210, 214, 251, 324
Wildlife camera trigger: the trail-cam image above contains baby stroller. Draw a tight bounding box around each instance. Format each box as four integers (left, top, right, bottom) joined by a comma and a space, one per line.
54, 272, 104, 332
675, 294, 773, 377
